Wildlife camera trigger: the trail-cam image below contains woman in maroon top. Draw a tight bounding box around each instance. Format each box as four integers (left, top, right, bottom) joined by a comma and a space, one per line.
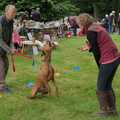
76, 13, 120, 117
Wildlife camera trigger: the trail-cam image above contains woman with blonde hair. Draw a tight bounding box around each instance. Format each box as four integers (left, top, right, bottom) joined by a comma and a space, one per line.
77, 13, 120, 117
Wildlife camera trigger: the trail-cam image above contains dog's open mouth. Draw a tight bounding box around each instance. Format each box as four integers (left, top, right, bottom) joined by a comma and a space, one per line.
41, 51, 46, 56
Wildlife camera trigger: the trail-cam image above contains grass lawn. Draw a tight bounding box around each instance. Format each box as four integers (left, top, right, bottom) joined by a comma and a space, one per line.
0, 34, 120, 120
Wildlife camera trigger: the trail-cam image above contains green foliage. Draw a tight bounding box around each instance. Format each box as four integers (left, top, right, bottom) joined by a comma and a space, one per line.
39, 0, 80, 21
0, 0, 120, 20
0, 0, 12, 14
0, 0, 79, 21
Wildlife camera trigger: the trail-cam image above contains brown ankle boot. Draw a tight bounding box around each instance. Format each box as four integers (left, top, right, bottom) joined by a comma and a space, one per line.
107, 90, 118, 116
96, 91, 110, 117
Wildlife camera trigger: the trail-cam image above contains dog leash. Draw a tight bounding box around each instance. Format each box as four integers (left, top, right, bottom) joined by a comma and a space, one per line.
15, 51, 33, 60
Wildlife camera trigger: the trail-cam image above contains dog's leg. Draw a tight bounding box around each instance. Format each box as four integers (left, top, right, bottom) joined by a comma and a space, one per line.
39, 85, 48, 97
48, 68, 59, 96
29, 85, 39, 99
52, 78, 59, 96
44, 81, 51, 96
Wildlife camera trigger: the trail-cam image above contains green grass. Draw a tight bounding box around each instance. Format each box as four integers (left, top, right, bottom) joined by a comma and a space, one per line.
0, 34, 120, 120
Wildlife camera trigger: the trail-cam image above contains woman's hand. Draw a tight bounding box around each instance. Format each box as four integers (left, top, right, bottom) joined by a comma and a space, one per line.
80, 41, 91, 52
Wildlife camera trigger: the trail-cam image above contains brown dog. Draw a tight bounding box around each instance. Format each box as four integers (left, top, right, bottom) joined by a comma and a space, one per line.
29, 41, 58, 99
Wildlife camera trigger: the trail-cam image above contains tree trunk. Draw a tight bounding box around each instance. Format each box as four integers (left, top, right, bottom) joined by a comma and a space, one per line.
93, 3, 99, 19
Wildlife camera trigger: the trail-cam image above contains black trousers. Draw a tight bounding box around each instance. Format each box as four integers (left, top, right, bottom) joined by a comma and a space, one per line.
118, 26, 120, 34
97, 57, 120, 91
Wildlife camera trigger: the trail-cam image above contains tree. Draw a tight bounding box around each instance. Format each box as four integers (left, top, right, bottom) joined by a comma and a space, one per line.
0, 0, 120, 21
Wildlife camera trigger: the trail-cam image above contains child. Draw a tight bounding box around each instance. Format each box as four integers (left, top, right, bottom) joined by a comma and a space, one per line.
12, 25, 22, 51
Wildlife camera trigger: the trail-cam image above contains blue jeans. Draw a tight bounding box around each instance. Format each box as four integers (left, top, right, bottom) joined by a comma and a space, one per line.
109, 24, 112, 33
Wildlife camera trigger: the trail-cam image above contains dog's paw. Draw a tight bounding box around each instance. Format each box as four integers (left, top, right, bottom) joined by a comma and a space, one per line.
27, 96, 36, 99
